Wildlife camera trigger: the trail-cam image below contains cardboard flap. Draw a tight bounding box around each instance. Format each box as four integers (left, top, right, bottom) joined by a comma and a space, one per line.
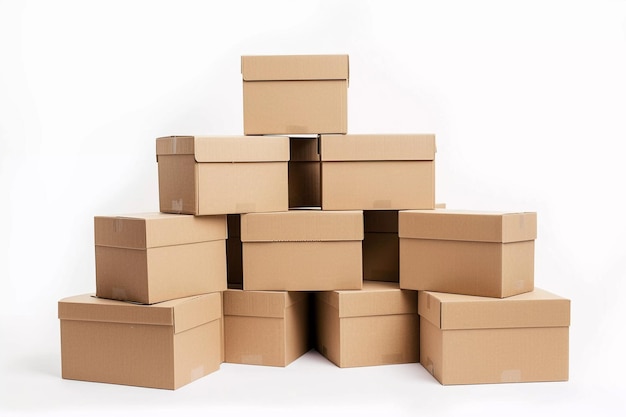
156, 136, 289, 163
418, 289, 571, 330
242, 55, 349, 81
399, 209, 537, 243
320, 134, 436, 162
223, 289, 306, 318
94, 213, 227, 249
240, 210, 363, 242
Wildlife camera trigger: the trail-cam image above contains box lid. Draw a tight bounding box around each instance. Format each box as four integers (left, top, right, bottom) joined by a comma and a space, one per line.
241, 54, 349, 82
156, 136, 289, 163
418, 288, 570, 330
58, 293, 221, 334
320, 134, 436, 161
223, 289, 307, 318
240, 210, 363, 242
399, 209, 537, 243
317, 281, 417, 318
94, 212, 227, 249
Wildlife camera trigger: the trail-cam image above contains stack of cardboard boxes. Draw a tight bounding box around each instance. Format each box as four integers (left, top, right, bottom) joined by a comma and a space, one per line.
58, 54, 570, 390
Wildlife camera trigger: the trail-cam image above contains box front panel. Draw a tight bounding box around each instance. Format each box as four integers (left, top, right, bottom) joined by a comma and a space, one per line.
363, 232, 399, 282
174, 320, 221, 388
157, 155, 197, 214
95, 246, 149, 303
198, 162, 288, 215
224, 316, 286, 366
242, 241, 362, 291
243, 80, 347, 135
322, 161, 434, 210
315, 299, 341, 366
400, 238, 505, 297
501, 240, 535, 297
419, 317, 444, 383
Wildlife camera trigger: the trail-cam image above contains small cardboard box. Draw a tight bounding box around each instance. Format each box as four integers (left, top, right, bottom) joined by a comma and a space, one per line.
418, 288, 570, 385
320, 134, 436, 210
242, 55, 349, 135
399, 209, 537, 298
156, 135, 289, 215
59, 293, 223, 390
95, 213, 227, 304
315, 281, 419, 368
223, 289, 310, 367
240, 210, 363, 291
289, 136, 321, 208
363, 210, 399, 282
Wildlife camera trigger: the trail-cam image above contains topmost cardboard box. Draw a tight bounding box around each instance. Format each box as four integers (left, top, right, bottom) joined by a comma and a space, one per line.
242, 55, 349, 135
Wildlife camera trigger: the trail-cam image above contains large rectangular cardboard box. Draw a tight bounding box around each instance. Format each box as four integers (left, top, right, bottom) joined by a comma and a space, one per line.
363, 210, 399, 282
289, 136, 321, 208
320, 134, 436, 210
399, 209, 536, 298
242, 55, 349, 135
59, 293, 223, 390
156, 135, 289, 215
240, 210, 363, 291
95, 213, 227, 304
418, 288, 570, 385
315, 281, 419, 368
223, 289, 310, 367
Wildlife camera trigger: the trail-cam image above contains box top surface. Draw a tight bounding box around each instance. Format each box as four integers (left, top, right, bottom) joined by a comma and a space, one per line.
58, 293, 222, 333
241, 54, 349, 82
399, 209, 537, 243
317, 281, 417, 318
94, 212, 227, 249
418, 288, 570, 330
320, 134, 436, 161
156, 136, 289, 162
240, 210, 363, 242
223, 289, 307, 318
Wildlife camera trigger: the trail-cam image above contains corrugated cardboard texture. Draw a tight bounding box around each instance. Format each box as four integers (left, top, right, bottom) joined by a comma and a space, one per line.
59, 293, 222, 390
320, 134, 435, 161
241, 55, 349, 81
156, 135, 289, 162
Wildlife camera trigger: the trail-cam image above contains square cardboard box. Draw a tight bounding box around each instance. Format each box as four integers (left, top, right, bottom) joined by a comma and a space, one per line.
418, 288, 570, 385
320, 134, 436, 210
58, 292, 223, 390
399, 209, 537, 298
315, 281, 419, 368
223, 289, 310, 367
242, 55, 349, 135
95, 213, 227, 304
240, 210, 363, 291
156, 135, 289, 215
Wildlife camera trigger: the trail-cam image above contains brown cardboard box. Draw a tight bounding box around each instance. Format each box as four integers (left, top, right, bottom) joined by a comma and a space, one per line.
418, 288, 570, 385
363, 210, 399, 282
240, 210, 363, 291
223, 289, 310, 367
399, 209, 537, 298
242, 55, 349, 135
156, 135, 289, 215
320, 134, 436, 210
95, 213, 227, 304
58, 292, 222, 390
315, 281, 419, 368
289, 136, 321, 208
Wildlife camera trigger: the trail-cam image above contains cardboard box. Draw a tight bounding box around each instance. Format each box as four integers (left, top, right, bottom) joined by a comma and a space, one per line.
363, 210, 399, 282
320, 134, 436, 210
156, 135, 289, 215
289, 136, 321, 208
223, 289, 310, 367
399, 209, 536, 298
58, 293, 222, 390
315, 281, 419, 368
418, 288, 570, 385
242, 55, 349, 135
95, 213, 227, 304
241, 210, 363, 291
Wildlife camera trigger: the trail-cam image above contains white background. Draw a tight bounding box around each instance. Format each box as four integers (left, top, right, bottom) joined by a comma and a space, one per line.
1, 0, 625, 415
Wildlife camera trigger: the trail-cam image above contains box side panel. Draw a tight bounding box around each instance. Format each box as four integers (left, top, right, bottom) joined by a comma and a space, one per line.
145, 214, 227, 247
321, 161, 434, 210
243, 80, 347, 135
224, 316, 286, 366
363, 232, 399, 282
95, 246, 149, 303
60, 320, 175, 389
289, 161, 321, 208
94, 217, 147, 249
315, 298, 341, 367
173, 319, 221, 389
197, 162, 288, 215
242, 241, 362, 291
285, 298, 311, 365
419, 316, 444, 384
320, 134, 436, 161
501, 240, 535, 297
157, 155, 197, 215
